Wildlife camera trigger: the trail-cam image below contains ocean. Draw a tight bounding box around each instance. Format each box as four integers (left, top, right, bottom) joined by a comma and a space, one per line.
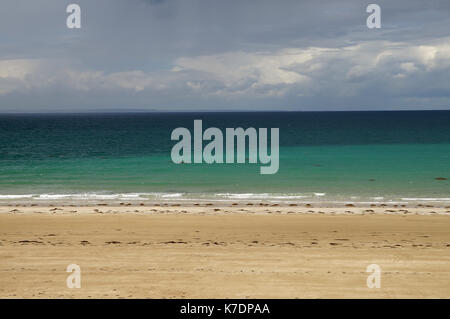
0, 111, 448, 204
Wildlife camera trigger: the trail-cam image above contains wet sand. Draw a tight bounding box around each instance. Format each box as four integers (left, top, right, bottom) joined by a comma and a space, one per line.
0, 204, 449, 298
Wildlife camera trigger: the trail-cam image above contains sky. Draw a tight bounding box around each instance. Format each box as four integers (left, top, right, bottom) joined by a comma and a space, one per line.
0, 0, 449, 112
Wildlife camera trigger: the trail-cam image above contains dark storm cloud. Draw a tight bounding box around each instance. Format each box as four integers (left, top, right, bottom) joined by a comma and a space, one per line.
0, 0, 449, 111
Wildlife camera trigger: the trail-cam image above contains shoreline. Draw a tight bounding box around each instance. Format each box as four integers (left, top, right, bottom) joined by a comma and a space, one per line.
1, 206, 450, 298
0, 191, 449, 208
0, 202, 449, 215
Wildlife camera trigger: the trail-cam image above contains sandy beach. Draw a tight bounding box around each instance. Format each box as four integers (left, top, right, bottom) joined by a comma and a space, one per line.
0, 203, 449, 299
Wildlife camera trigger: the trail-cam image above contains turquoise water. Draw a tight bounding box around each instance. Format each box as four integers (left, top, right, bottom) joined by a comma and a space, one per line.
0, 111, 448, 203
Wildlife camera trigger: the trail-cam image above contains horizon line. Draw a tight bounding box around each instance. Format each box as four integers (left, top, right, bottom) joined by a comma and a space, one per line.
0, 109, 449, 115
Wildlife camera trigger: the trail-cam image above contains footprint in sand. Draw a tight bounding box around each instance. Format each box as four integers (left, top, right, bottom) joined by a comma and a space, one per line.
105, 241, 121, 244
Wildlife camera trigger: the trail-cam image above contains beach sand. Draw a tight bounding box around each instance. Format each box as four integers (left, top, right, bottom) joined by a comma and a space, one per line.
0, 203, 449, 298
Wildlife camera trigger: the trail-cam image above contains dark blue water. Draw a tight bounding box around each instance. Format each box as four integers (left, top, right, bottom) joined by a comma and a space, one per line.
0, 111, 448, 202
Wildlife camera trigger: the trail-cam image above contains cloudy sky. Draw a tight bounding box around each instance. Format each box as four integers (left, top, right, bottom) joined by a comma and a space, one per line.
0, 0, 449, 112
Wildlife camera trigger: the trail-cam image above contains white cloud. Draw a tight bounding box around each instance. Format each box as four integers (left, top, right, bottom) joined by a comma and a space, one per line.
172, 38, 450, 100
0, 38, 449, 108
